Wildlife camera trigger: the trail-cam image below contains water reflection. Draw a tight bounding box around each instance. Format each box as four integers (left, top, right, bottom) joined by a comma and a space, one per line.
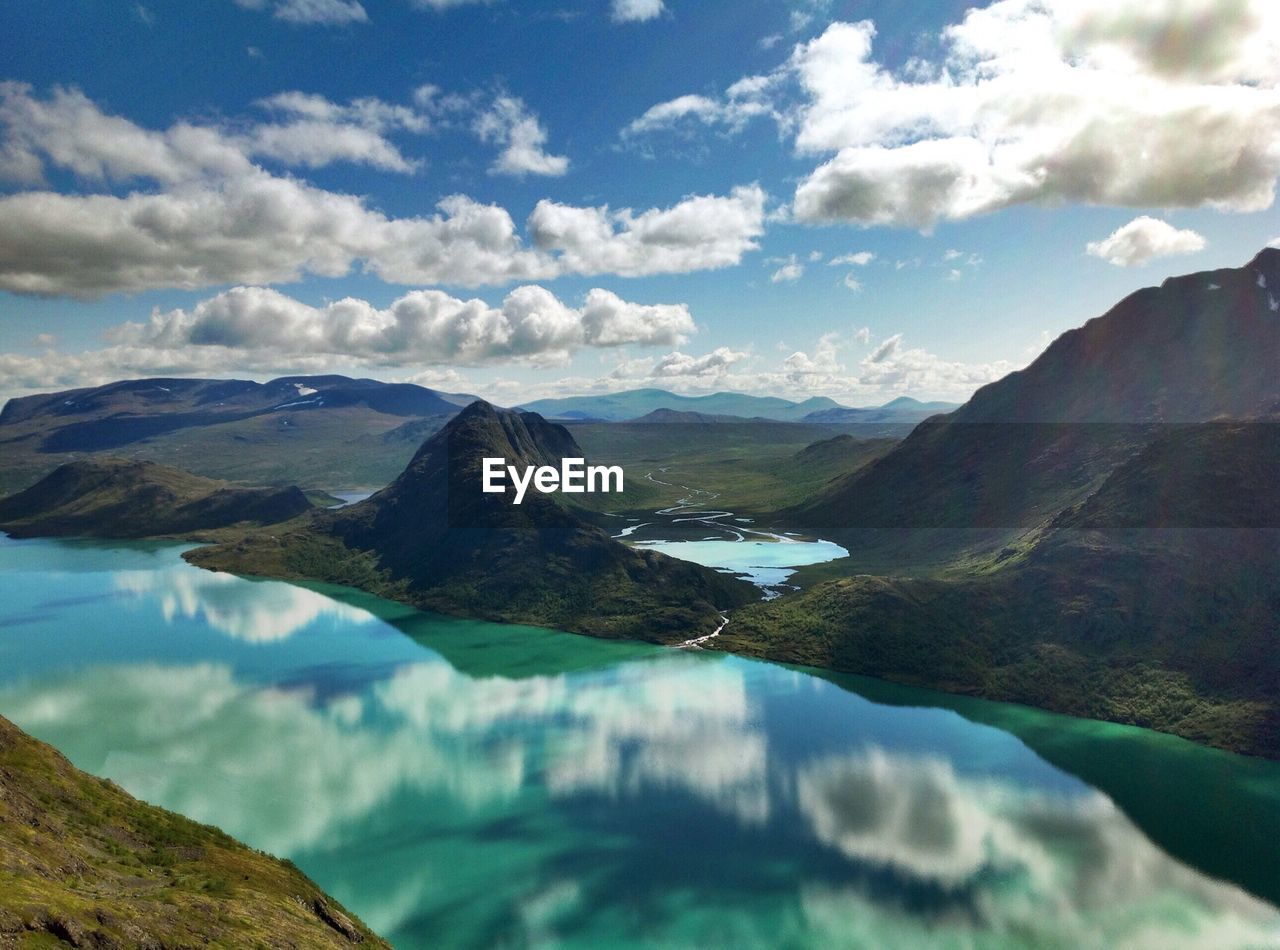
113, 566, 378, 643
1, 537, 1279, 947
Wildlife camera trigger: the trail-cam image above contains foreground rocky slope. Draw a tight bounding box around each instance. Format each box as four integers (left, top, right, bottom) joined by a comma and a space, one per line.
0, 714, 386, 948
189, 402, 756, 642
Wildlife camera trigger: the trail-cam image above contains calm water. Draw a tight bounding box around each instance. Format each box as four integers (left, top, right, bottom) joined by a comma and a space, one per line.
633, 537, 847, 588
2, 535, 1279, 948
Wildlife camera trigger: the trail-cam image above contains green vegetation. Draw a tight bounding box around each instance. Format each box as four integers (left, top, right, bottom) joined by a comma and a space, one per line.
189, 402, 758, 643
0, 714, 386, 947
569, 421, 897, 518
722, 421, 1280, 758
0, 457, 311, 539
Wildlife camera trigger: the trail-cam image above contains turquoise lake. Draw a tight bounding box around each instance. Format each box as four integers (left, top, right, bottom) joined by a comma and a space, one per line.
2, 534, 1279, 948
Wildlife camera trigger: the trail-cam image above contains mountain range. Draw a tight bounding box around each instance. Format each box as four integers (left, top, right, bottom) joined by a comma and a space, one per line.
0, 377, 948, 496
518, 389, 957, 423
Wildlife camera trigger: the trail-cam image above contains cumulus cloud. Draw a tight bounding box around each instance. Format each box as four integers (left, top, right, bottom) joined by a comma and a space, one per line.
0, 284, 700, 400
611, 0, 664, 24
629, 2, 1280, 229
0, 86, 764, 296
1085, 215, 1207, 266
473, 95, 568, 177
527, 184, 766, 278
651, 347, 747, 377
115, 284, 695, 365
233, 0, 368, 25
0, 82, 424, 183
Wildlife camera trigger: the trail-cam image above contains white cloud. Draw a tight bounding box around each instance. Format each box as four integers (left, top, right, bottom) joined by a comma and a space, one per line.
233, 0, 368, 25
0, 284, 698, 399
611, 0, 664, 24
1085, 215, 1207, 266
116, 284, 695, 365
867, 333, 901, 364
0, 86, 764, 297
527, 184, 766, 279
651, 347, 747, 378
842, 274, 862, 292
770, 254, 804, 283
828, 251, 874, 266
623, 77, 781, 140
631, 3, 1280, 229
473, 95, 568, 178
0, 83, 423, 182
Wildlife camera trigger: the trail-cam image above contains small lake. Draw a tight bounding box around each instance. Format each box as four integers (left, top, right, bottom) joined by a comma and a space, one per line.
1, 535, 1279, 948
633, 538, 847, 589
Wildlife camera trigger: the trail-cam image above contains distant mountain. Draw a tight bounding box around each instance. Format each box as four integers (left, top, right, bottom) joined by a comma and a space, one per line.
791, 248, 1280, 562
0, 458, 310, 538
0, 714, 387, 947
629, 408, 755, 424
188, 402, 756, 641
0, 375, 477, 494
801, 397, 959, 424
518, 389, 846, 422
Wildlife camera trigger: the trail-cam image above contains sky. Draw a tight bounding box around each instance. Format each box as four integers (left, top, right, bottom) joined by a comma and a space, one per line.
0, 0, 1278, 408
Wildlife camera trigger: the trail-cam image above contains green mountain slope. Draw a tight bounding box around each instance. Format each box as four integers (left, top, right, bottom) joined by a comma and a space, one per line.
0, 458, 310, 538
790, 248, 1280, 569
188, 402, 757, 641
726, 419, 1280, 757
0, 714, 386, 948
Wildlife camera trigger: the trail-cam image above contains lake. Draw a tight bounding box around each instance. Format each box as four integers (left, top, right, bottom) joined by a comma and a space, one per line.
1, 534, 1279, 948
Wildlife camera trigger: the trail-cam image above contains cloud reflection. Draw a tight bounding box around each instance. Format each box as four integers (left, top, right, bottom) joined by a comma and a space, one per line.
112, 565, 377, 642
795, 749, 1280, 947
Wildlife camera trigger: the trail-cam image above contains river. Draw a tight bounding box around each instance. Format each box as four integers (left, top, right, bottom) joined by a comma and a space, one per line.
1, 534, 1278, 948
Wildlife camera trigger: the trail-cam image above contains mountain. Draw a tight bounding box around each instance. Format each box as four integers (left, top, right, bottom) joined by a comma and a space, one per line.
800, 396, 959, 424
187, 402, 757, 641
790, 248, 1280, 567
629, 408, 756, 424
0, 375, 477, 494
724, 249, 1280, 757
0, 458, 310, 538
0, 714, 386, 947
519, 389, 846, 422
726, 418, 1280, 757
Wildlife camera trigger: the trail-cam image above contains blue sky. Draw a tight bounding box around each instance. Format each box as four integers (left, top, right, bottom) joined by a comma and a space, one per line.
0, 0, 1277, 406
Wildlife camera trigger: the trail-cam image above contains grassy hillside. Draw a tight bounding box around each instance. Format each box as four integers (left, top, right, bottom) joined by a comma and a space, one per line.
0, 458, 311, 539
569, 421, 899, 517
722, 422, 1280, 758
0, 714, 386, 948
